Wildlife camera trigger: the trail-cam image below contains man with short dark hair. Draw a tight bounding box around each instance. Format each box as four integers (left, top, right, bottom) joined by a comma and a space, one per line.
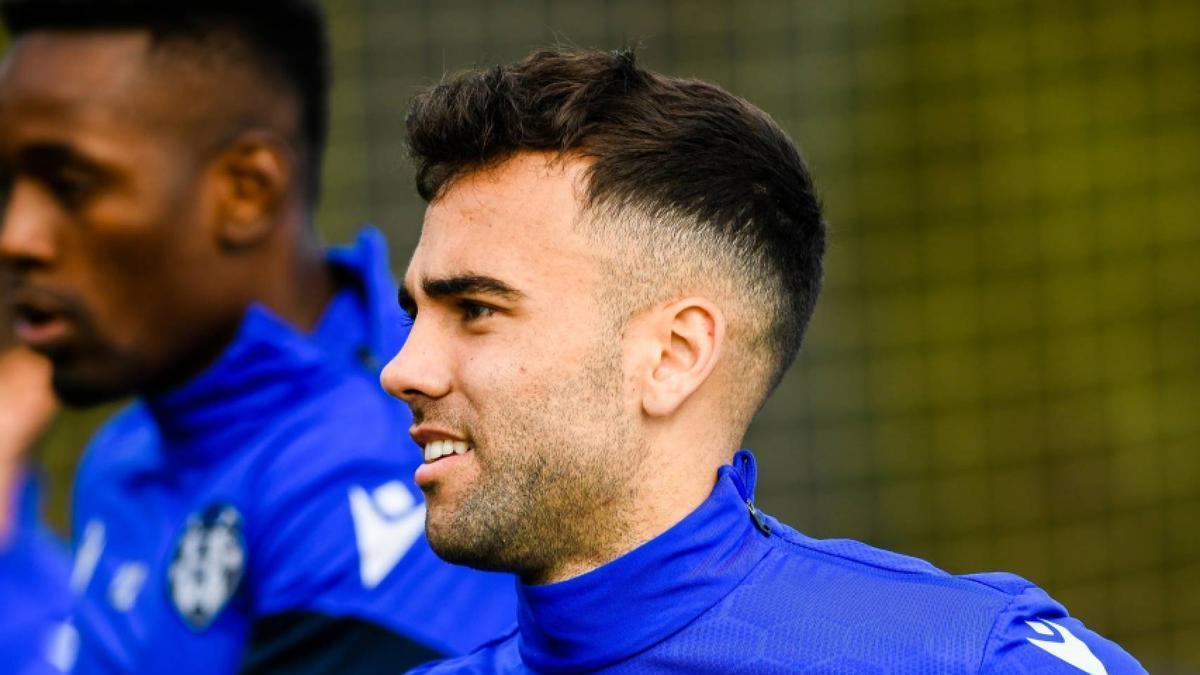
382, 48, 1145, 673
0, 1, 514, 672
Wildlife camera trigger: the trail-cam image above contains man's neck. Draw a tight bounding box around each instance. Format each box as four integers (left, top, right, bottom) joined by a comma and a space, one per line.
256, 231, 337, 333
531, 443, 728, 586
144, 229, 337, 398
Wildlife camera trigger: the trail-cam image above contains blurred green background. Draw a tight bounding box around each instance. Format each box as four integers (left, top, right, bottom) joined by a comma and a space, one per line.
13, 0, 1200, 671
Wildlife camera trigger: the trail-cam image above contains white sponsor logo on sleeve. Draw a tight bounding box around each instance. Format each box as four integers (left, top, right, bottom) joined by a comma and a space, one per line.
1026, 619, 1108, 675
348, 481, 426, 589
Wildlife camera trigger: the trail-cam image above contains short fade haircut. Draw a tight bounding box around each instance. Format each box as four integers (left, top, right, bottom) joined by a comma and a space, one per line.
406, 48, 826, 399
1, 0, 330, 200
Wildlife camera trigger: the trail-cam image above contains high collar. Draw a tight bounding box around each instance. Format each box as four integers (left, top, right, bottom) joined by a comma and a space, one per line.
143, 227, 403, 454
516, 450, 774, 673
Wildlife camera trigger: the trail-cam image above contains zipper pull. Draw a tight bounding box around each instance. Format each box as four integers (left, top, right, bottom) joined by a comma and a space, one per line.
746, 499, 771, 536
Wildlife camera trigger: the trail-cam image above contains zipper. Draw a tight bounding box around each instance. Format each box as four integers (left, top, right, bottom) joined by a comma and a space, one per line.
746, 499, 771, 536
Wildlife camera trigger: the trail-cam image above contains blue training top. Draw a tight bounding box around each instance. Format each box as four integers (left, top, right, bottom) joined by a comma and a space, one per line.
411, 450, 1145, 674
68, 229, 516, 674
0, 474, 71, 675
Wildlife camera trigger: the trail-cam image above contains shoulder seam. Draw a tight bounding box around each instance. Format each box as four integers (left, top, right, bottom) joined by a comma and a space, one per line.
767, 531, 995, 588
975, 583, 1037, 674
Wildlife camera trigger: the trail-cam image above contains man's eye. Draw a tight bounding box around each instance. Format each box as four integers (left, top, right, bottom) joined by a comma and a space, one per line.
47, 172, 94, 207
459, 301, 496, 322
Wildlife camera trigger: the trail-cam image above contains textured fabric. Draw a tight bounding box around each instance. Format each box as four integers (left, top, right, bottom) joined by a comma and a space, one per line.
0, 475, 71, 675
411, 450, 1146, 674
68, 229, 517, 674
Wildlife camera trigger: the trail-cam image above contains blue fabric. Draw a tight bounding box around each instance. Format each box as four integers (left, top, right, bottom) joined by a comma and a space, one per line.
68, 229, 517, 674
411, 450, 1146, 674
0, 474, 71, 675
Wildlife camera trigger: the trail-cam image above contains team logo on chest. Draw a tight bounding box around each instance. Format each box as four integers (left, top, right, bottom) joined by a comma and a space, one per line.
167, 503, 246, 631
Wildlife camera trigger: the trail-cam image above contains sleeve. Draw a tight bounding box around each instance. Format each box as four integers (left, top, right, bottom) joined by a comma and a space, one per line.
979, 584, 1148, 675
236, 388, 516, 674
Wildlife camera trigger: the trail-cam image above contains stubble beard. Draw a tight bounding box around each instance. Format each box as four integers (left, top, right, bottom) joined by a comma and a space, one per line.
424, 339, 642, 583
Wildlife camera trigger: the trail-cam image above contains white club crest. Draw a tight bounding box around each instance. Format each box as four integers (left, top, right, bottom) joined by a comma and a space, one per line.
167, 504, 246, 631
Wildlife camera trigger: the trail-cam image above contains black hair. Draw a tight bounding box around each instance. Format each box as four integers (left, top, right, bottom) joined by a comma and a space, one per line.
406, 48, 826, 393
1, 0, 330, 199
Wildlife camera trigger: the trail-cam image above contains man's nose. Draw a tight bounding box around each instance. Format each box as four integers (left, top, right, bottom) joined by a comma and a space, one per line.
380, 315, 453, 405
0, 181, 57, 269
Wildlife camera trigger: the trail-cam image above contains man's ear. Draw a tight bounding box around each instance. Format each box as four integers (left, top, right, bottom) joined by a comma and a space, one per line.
209, 131, 292, 249
641, 297, 726, 418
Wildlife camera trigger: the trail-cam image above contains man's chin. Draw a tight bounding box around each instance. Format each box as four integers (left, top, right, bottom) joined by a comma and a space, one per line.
51, 370, 135, 408
427, 538, 500, 571
425, 516, 512, 573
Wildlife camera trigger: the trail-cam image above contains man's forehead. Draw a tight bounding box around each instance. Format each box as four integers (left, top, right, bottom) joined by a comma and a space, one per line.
431, 154, 589, 229
403, 153, 605, 300
0, 34, 163, 165
1, 31, 154, 108
0, 30, 244, 146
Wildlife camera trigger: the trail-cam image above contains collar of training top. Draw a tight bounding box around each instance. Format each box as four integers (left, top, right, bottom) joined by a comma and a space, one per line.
514, 449, 775, 672
143, 228, 401, 452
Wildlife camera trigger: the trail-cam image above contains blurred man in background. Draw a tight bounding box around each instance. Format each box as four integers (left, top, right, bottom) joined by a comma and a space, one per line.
0, 309, 70, 674
383, 48, 1145, 673
0, 1, 514, 672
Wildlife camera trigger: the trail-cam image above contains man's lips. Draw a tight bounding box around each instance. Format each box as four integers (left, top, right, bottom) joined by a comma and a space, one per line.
8, 292, 75, 350
12, 311, 70, 348
409, 425, 470, 450
409, 425, 474, 487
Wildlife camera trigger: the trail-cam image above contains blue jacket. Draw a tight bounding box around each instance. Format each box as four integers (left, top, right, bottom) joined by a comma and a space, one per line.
69, 229, 516, 674
0, 474, 71, 675
411, 450, 1145, 674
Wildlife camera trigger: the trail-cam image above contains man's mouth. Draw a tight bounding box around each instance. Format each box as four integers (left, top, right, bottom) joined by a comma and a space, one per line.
423, 439, 472, 464
10, 300, 71, 349
413, 435, 475, 488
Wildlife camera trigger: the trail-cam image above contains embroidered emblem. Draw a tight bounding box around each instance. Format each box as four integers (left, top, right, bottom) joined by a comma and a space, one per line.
167, 503, 245, 631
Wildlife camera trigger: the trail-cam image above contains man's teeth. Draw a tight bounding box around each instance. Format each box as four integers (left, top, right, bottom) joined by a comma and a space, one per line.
424, 439, 469, 462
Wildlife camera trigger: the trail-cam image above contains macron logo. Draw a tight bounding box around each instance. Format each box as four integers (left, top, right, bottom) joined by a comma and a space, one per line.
348, 481, 426, 589
1026, 619, 1108, 675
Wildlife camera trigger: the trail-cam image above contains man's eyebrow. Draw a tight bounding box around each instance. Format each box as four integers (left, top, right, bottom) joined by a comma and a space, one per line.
17, 142, 110, 176
397, 274, 525, 314
423, 274, 524, 302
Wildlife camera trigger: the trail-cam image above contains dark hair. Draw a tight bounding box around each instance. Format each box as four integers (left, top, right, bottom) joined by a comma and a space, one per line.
1, 0, 330, 199
406, 48, 826, 393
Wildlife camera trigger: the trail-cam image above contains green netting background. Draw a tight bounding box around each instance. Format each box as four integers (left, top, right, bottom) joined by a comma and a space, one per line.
17, 1, 1200, 671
